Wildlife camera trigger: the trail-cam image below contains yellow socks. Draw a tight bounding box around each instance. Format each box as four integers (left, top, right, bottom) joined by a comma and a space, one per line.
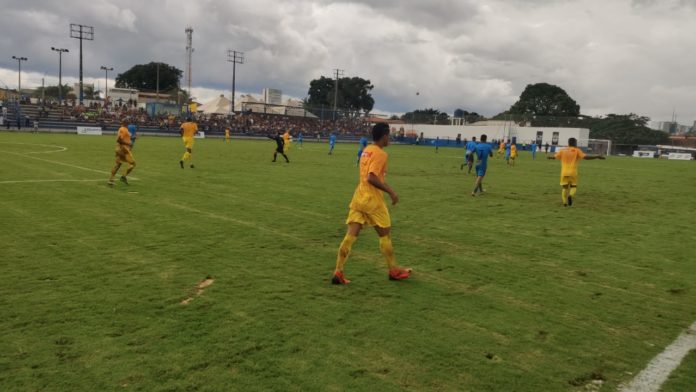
561, 188, 569, 204
570, 186, 577, 197
379, 235, 397, 270
182, 151, 191, 161
335, 234, 357, 273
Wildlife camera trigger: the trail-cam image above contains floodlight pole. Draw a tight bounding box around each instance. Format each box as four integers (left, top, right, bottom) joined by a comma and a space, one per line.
100, 66, 113, 106
51, 47, 69, 103
70, 23, 94, 106
227, 50, 244, 115
11, 56, 27, 97
332, 68, 344, 122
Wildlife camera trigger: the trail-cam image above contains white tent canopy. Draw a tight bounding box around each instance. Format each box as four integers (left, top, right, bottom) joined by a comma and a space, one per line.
199, 94, 232, 115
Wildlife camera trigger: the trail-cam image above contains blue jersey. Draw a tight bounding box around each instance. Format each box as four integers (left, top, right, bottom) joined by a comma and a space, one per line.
298, 132, 303, 141
531, 143, 537, 152
359, 136, 368, 149
329, 135, 336, 145
475, 143, 494, 167
127, 124, 137, 146
465, 141, 477, 152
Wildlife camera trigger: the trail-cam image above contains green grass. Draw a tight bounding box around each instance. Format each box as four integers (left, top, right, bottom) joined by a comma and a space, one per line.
0, 131, 695, 391
661, 349, 696, 392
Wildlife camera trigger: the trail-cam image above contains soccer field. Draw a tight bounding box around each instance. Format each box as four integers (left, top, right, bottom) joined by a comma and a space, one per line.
1, 132, 695, 391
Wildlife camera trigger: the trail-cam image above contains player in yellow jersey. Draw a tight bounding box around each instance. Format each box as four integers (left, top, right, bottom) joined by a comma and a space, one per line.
108, 121, 136, 187
548, 138, 605, 207
283, 130, 290, 153
497, 139, 506, 157
508, 143, 518, 167
332, 123, 412, 285
179, 117, 198, 169
224, 127, 231, 143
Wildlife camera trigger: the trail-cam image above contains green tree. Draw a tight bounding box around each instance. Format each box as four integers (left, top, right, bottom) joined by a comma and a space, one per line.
115, 62, 183, 92
453, 108, 485, 123
32, 84, 72, 99
589, 114, 668, 145
401, 108, 450, 125
509, 83, 580, 117
306, 76, 374, 115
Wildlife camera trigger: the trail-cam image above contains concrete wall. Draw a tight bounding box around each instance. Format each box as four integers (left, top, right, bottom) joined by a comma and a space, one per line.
394, 124, 590, 147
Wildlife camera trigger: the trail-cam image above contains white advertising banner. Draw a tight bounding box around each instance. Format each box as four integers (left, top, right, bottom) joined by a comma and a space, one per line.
668, 153, 693, 161
194, 131, 206, 139
633, 151, 655, 158
76, 126, 103, 136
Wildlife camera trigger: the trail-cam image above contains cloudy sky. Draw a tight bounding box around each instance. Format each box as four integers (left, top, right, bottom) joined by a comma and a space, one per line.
1, 0, 695, 123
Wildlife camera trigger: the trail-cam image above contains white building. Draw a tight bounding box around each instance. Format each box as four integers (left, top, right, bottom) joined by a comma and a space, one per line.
262, 88, 282, 105
398, 124, 590, 147
107, 87, 139, 106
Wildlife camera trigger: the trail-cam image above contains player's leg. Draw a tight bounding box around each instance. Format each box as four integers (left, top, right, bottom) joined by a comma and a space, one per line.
568, 177, 578, 206
561, 181, 570, 206
121, 152, 136, 182
282, 152, 290, 163
374, 225, 411, 280
333, 222, 362, 284
108, 160, 122, 186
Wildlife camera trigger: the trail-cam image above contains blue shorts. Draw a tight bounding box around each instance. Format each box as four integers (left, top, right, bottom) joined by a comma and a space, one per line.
476, 164, 487, 177
357, 149, 364, 157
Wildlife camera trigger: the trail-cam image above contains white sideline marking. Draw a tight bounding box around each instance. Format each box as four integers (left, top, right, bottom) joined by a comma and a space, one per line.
0, 142, 68, 154
618, 322, 696, 392
4, 144, 139, 181
0, 179, 104, 184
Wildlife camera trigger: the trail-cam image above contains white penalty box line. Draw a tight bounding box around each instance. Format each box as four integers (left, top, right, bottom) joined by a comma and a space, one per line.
618, 321, 696, 392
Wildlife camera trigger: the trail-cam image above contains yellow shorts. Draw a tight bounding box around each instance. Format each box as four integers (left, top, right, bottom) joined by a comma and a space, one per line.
182, 137, 194, 149
346, 204, 391, 228
560, 176, 578, 186
115, 146, 135, 165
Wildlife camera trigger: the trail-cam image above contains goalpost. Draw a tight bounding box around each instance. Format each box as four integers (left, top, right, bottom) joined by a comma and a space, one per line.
586, 139, 611, 156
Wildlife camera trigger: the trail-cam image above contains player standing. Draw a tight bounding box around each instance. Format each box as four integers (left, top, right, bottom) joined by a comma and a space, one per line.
224, 127, 231, 143
548, 138, 605, 206
472, 134, 494, 196
108, 121, 136, 187
283, 129, 291, 153
127, 121, 137, 149
332, 123, 412, 284
508, 143, 517, 167
268, 132, 290, 163
179, 117, 198, 169
328, 133, 337, 155
297, 131, 303, 148
357, 135, 368, 166
461, 136, 477, 173
531, 141, 538, 160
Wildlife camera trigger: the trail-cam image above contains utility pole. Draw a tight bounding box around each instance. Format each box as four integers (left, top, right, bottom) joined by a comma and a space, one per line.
11, 56, 27, 99
227, 50, 244, 115
100, 66, 113, 107
332, 68, 344, 122
70, 23, 94, 106
185, 27, 194, 100
51, 47, 69, 104
156, 62, 160, 103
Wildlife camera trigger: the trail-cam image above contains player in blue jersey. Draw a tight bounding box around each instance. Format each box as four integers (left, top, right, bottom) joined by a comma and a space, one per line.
127, 122, 138, 149
297, 131, 303, 148
504, 141, 511, 164
461, 137, 477, 174
357, 135, 369, 166
531, 141, 538, 160
328, 133, 337, 155
472, 134, 494, 197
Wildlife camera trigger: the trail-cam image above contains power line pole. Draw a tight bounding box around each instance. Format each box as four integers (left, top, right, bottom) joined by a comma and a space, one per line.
156, 62, 160, 103
332, 68, 344, 122
185, 27, 194, 100
100, 66, 113, 107
51, 47, 68, 103
227, 50, 244, 115
70, 23, 94, 106
11, 56, 27, 97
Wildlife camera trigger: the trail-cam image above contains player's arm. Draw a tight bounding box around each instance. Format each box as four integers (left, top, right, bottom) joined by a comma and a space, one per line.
583, 155, 606, 160
367, 173, 398, 205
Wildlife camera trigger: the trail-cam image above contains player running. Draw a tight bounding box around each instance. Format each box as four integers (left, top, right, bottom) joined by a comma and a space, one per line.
328, 133, 337, 155
268, 131, 290, 163
179, 117, 198, 169
357, 135, 368, 166
108, 121, 136, 187
548, 138, 605, 207
461, 136, 477, 174
472, 134, 494, 197
497, 139, 506, 158
332, 123, 412, 285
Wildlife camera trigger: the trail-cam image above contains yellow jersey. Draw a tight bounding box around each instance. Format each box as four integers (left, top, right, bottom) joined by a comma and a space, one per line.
225, 129, 230, 137
555, 147, 587, 177
510, 144, 517, 157
349, 145, 388, 213
117, 126, 131, 147
283, 131, 290, 146
180, 122, 198, 138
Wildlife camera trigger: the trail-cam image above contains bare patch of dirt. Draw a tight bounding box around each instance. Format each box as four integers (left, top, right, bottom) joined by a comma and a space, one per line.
180, 276, 214, 305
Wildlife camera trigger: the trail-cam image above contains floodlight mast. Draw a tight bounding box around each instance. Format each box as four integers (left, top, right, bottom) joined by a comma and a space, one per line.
70, 23, 94, 105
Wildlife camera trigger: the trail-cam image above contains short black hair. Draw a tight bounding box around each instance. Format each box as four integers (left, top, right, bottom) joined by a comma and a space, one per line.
568, 138, 577, 147
472, 137, 477, 141
186, 117, 192, 122
372, 122, 390, 141
480, 134, 487, 142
